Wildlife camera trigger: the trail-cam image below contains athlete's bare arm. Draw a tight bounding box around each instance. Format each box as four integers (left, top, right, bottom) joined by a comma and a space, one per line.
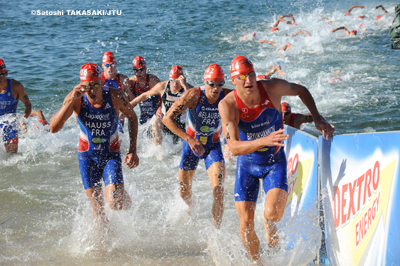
11, 79, 32, 119
376, 5, 388, 13
162, 88, 204, 155
119, 74, 135, 101
263, 78, 334, 139
49, 84, 87, 133
219, 93, 288, 156
110, 89, 139, 169
258, 39, 279, 47
130, 80, 167, 107
347, 5, 364, 14
330, 26, 351, 35
293, 113, 313, 129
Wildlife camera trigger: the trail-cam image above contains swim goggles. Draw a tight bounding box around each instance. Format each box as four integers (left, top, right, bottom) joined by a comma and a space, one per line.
236, 72, 256, 80
205, 80, 225, 87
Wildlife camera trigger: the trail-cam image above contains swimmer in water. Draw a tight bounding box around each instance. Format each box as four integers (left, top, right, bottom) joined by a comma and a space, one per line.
257, 65, 285, 80
20, 110, 50, 132
271, 14, 297, 32
290, 29, 311, 37
345, 5, 364, 16
330, 26, 357, 35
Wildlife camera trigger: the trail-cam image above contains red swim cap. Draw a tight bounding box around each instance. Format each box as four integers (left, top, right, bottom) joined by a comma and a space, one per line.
230, 56, 255, 81
132, 56, 146, 68
281, 102, 291, 112
345, 12, 350, 16
80, 63, 102, 82
359, 23, 364, 28
204, 64, 224, 81
291, 23, 297, 26
0, 59, 6, 73
350, 30, 357, 35
102, 51, 116, 64
169, 65, 183, 79
271, 27, 279, 32
376, 15, 383, 20
357, 15, 365, 19
257, 74, 269, 80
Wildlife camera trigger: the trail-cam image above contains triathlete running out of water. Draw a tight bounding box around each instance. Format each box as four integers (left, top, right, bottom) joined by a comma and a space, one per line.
163, 64, 233, 229
0, 58, 32, 153
218, 55, 334, 265
128, 56, 163, 144
49, 63, 139, 236
101, 51, 135, 134
130, 65, 192, 145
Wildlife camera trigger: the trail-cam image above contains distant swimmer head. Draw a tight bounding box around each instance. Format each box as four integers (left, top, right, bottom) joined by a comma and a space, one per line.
357, 15, 365, 19
169, 65, 183, 80
350, 30, 357, 35
376, 15, 383, 20
345, 12, 350, 16
230, 55, 255, 81
132, 56, 146, 68
102, 51, 117, 64
80, 63, 102, 82
0, 58, 7, 74
359, 23, 364, 28
291, 23, 297, 26
271, 27, 279, 32
204, 64, 225, 82
281, 102, 291, 112
250, 32, 257, 38
257, 74, 269, 80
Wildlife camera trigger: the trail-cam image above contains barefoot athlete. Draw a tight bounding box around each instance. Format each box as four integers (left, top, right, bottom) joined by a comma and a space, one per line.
130, 65, 192, 144
50, 63, 139, 230
0, 58, 32, 153
101, 51, 135, 134
163, 64, 233, 229
218, 56, 334, 265
129, 56, 163, 143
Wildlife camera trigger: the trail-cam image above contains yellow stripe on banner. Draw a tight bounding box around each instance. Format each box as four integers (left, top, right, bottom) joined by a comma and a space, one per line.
286, 157, 313, 206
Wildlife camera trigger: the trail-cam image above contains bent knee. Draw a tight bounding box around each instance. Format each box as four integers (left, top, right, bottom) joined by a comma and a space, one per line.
264, 208, 283, 223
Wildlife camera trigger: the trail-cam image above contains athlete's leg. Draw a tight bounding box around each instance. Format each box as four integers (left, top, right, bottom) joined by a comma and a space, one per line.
207, 159, 225, 228
105, 183, 131, 210
152, 116, 163, 146
263, 188, 288, 248
235, 201, 261, 264
3, 132, 18, 153
178, 168, 196, 214
85, 186, 108, 226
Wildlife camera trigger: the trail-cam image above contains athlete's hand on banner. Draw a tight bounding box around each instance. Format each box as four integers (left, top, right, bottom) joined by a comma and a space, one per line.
262, 128, 288, 147
188, 137, 205, 156
124, 153, 139, 169
315, 119, 335, 140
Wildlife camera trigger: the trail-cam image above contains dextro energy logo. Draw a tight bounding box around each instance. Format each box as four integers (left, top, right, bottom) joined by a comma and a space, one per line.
333, 161, 380, 231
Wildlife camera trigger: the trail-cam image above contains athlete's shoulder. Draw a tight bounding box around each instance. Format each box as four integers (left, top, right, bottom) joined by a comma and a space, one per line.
222, 87, 234, 96
10, 78, 23, 89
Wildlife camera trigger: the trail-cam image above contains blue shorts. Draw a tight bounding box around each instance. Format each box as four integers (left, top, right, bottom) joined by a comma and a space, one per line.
78, 151, 124, 190
179, 140, 224, 171
234, 149, 288, 202
0, 121, 18, 142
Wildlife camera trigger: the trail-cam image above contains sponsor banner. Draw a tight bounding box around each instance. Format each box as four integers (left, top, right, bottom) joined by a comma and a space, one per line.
284, 126, 318, 215
319, 132, 400, 265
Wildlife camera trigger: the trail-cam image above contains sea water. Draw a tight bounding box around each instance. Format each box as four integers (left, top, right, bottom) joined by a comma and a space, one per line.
1, 0, 399, 265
